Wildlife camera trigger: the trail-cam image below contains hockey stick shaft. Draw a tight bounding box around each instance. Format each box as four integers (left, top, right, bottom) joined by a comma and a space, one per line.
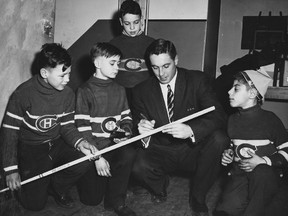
0, 106, 215, 193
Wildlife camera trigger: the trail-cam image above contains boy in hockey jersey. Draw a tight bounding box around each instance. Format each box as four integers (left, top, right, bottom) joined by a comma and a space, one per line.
75, 42, 136, 216
214, 69, 288, 216
0, 43, 98, 211
110, 0, 154, 105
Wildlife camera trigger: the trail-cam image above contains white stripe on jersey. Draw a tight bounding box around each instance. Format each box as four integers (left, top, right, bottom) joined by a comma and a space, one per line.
78, 126, 92, 132
121, 109, 131, 115
277, 142, 288, 150
4, 165, 18, 172
232, 139, 271, 146
3, 124, 20, 130
61, 120, 75, 126
7, 112, 23, 121
92, 132, 110, 138
75, 114, 90, 120
278, 150, 288, 162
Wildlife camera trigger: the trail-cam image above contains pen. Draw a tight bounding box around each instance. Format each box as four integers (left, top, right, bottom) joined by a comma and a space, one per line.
140, 113, 148, 120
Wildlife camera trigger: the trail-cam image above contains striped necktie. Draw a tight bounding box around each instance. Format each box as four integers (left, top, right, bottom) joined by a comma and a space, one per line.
167, 84, 174, 122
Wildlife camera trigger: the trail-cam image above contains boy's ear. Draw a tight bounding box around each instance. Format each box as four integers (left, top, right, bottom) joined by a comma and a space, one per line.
94, 59, 101, 69
40, 68, 48, 79
119, 17, 123, 26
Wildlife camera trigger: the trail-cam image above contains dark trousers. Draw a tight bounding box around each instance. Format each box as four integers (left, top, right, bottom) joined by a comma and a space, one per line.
18, 138, 92, 211
265, 178, 288, 216
216, 164, 282, 216
132, 129, 229, 204
77, 145, 136, 208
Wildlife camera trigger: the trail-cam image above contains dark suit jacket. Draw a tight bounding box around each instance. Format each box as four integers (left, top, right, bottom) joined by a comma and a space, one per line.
131, 67, 227, 146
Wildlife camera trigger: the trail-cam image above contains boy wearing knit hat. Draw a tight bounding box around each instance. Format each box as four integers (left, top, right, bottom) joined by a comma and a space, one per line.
213, 69, 288, 216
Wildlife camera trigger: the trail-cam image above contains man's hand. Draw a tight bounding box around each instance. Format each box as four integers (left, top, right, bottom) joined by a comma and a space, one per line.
6, 172, 21, 191
77, 140, 99, 160
162, 123, 192, 139
138, 119, 155, 134
221, 149, 234, 166
95, 157, 111, 177
138, 119, 155, 143
239, 150, 266, 172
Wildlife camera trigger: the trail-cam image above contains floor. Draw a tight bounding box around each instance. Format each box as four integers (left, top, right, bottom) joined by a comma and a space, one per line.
0, 174, 223, 216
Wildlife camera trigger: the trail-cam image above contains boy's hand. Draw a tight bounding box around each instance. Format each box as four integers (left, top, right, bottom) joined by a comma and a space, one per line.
95, 157, 111, 177
113, 136, 129, 144
6, 172, 21, 191
239, 150, 266, 172
111, 127, 131, 143
77, 140, 99, 160
221, 149, 234, 166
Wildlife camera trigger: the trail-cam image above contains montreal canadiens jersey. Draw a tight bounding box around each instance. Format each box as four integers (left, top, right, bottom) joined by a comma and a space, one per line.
1, 75, 83, 173
75, 76, 132, 150
228, 105, 288, 167
110, 33, 154, 88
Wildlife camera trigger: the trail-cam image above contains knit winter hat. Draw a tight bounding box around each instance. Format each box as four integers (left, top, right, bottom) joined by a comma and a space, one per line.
242, 68, 272, 99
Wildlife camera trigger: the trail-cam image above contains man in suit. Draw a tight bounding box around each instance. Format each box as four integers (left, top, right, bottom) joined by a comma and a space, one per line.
131, 39, 229, 216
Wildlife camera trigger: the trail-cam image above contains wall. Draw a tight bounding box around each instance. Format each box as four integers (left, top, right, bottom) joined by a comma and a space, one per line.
0, 0, 55, 124
217, 0, 288, 129
217, 0, 288, 74
54, 0, 208, 48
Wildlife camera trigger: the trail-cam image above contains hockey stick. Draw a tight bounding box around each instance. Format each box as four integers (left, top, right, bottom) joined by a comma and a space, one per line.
0, 106, 215, 193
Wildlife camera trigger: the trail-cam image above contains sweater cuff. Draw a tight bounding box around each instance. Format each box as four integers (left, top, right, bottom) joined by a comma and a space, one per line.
74, 138, 84, 150
4, 165, 18, 175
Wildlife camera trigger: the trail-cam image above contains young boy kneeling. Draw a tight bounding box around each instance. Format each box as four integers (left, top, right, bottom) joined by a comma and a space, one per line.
75, 42, 136, 216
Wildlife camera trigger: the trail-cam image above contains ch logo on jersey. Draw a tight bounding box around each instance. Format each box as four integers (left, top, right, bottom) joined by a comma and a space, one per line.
123, 58, 145, 72
101, 117, 117, 133
35, 115, 59, 132
235, 143, 257, 159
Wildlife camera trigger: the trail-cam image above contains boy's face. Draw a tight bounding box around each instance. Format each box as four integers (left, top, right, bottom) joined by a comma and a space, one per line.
41, 64, 71, 91
149, 53, 178, 84
95, 55, 120, 80
228, 80, 253, 109
120, 13, 142, 37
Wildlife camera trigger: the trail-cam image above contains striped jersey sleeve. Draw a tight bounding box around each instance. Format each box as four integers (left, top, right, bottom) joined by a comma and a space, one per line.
59, 89, 84, 148
1, 90, 24, 173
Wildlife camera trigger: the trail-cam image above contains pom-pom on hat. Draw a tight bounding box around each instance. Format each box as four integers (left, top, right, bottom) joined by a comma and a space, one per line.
241, 68, 272, 100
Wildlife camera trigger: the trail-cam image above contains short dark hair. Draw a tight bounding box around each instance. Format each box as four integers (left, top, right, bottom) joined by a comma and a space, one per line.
38, 43, 71, 71
90, 42, 122, 62
120, 0, 142, 18
146, 39, 177, 60
234, 71, 263, 104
